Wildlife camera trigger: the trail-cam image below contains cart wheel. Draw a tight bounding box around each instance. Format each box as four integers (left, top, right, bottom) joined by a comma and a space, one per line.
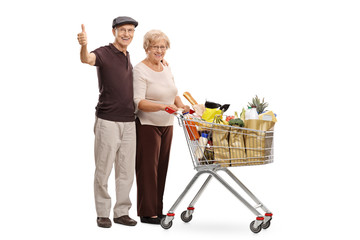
262, 220, 271, 229
250, 220, 262, 233
160, 218, 173, 230
180, 211, 193, 223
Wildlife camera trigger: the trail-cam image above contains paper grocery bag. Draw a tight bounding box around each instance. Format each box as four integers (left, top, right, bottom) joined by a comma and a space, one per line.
212, 124, 231, 167
244, 120, 275, 165
229, 127, 247, 166
197, 121, 212, 132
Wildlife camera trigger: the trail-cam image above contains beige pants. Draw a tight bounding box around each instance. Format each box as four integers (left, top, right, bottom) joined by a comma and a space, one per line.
94, 117, 136, 218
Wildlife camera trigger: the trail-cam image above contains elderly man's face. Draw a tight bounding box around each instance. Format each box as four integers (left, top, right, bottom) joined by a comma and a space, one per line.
112, 24, 135, 48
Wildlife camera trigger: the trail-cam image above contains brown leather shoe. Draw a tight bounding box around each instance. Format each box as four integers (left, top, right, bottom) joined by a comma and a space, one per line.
113, 215, 137, 226
97, 217, 112, 228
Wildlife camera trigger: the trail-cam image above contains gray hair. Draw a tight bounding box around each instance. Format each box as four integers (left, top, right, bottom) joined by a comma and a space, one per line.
143, 30, 170, 51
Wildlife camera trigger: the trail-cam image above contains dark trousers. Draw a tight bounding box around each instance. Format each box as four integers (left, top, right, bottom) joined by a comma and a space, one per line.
135, 118, 173, 217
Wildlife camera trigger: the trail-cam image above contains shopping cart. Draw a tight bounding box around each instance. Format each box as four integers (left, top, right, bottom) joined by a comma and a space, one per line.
160, 108, 275, 233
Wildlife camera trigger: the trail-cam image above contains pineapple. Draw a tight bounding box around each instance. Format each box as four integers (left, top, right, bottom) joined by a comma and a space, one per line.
248, 95, 269, 114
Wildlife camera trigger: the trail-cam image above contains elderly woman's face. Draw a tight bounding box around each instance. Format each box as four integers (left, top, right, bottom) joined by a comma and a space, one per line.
147, 39, 167, 63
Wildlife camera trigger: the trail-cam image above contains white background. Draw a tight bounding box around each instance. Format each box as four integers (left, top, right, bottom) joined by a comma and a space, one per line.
1, 0, 359, 239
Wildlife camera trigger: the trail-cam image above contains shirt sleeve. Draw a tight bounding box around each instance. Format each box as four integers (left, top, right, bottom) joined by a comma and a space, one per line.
91, 48, 104, 67
133, 67, 147, 112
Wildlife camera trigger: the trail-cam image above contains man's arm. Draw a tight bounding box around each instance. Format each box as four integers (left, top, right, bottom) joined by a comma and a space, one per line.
77, 24, 96, 66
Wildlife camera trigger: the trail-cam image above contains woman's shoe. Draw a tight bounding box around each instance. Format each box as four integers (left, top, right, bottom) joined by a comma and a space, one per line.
140, 216, 161, 224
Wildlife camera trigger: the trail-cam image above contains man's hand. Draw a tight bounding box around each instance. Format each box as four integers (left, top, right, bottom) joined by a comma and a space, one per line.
161, 59, 169, 66
77, 24, 87, 46
78, 24, 96, 65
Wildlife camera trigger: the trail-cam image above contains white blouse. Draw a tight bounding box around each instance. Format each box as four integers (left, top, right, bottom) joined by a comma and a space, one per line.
133, 62, 178, 126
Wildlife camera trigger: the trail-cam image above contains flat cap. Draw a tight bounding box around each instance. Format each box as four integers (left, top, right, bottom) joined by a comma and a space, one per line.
112, 16, 138, 28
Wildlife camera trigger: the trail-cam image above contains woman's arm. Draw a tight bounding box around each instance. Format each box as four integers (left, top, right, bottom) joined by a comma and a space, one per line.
174, 96, 190, 113
138, 100, 178, 112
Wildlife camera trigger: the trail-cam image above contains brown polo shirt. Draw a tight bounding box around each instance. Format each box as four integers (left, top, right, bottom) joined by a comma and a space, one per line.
91, 43, 135, 122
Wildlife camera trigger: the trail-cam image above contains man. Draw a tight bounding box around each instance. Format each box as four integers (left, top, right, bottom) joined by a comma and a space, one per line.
77, 16, 138, 228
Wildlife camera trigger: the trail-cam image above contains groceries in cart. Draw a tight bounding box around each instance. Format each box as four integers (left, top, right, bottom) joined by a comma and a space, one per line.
161, 93, 277, 233
181, 93, 277, 168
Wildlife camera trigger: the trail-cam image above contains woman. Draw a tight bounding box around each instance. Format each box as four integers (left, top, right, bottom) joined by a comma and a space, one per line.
133, 30, 190, 224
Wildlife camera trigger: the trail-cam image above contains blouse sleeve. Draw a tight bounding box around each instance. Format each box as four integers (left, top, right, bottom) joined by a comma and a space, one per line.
133, 67, 147, 112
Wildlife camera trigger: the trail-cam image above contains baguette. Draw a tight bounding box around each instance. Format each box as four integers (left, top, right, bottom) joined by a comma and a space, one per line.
183, 92, 198, 106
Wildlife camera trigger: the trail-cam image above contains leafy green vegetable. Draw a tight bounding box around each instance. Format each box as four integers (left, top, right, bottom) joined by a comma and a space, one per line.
228, 118, 244, 127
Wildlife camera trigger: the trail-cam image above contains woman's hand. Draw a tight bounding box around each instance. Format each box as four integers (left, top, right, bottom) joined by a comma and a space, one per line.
182, 105, 191, 114
163, 104, 178, 112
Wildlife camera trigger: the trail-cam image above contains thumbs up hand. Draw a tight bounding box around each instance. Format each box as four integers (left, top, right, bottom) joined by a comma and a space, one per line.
77, 24, 87, 46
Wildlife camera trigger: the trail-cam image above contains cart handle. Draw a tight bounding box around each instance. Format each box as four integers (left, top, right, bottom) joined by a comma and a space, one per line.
165, 107, 176, 114
165, 107, 195, 115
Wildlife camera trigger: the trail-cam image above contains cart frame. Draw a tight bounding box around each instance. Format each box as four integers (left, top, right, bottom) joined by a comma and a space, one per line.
160, 109, 274, 233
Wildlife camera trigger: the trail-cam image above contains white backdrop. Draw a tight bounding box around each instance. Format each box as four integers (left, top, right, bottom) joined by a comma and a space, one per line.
1, 0, 359, 239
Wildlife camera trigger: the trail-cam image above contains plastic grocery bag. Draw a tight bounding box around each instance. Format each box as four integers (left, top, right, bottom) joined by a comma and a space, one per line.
244, 120, 275, 165
193, 104, 205, 116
